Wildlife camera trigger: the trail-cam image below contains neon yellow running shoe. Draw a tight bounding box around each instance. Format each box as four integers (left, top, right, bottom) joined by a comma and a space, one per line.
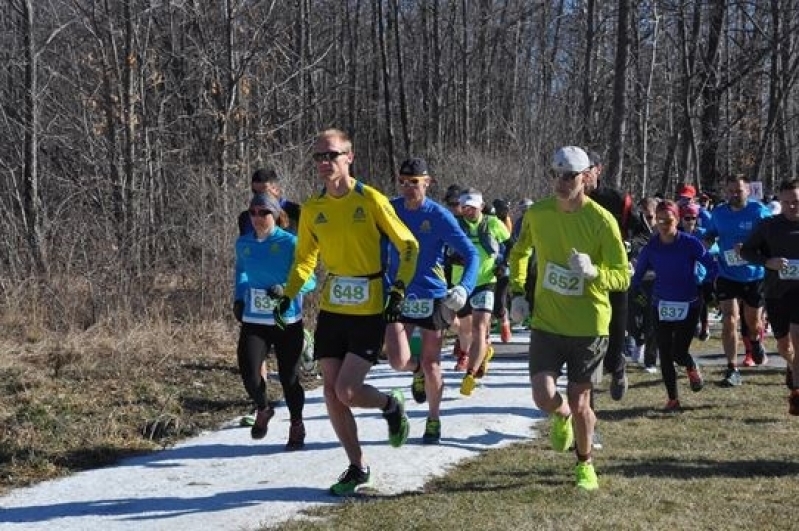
382, 389, 409, 448
460, 373, 477, 396
575, 461, 599, 491
475, 345, 495, 379
550, 413, 574, 452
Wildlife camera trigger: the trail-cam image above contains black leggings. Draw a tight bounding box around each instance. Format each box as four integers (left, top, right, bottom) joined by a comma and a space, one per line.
493, 274, 510, 319
237, 321, 305, 421
603, 290, 628, 376
655, 306, 700, 400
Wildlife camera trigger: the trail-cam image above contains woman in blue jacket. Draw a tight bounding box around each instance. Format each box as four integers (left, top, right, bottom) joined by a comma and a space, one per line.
234, 193, 316, 449
632, 200, 718, 410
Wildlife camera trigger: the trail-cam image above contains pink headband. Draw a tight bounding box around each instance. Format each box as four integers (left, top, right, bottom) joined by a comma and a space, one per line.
657, 202, 680, 218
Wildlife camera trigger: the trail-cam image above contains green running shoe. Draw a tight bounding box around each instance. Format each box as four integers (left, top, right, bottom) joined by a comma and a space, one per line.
422, 417, 441, 445
550, 413, 574, 452
575, 461, 599, 491
411, 370, 427, 404
382, 389, 409, 448
330, 465, 372, 496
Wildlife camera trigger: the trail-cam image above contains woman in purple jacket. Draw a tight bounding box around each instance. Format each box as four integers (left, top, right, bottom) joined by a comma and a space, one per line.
632, 200, 719, 410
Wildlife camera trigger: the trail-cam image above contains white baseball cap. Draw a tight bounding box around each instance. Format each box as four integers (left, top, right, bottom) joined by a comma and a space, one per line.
459, 192, 483, 209
552, 146, 591, 173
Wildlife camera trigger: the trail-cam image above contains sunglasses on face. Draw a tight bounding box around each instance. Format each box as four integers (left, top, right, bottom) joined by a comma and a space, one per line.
447, 202, 460, 207
249, 209, 272, 217
682, 216, 697, 221
553, 171, 582, 181
398, 177, 426, 187
656, 217, 676, 224
312, 150, 347, 163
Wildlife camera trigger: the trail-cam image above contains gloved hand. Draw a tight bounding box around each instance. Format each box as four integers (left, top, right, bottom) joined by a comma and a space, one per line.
632, 290, 648, 309
442, 285, 468, 311
509, 295, 530, 324
233, 300, 244, 323
494, 263, 509, 278
266, 284, 284, 299
569, 248, 598, 280
383, 282, 405, 323
273, 296, 291, 329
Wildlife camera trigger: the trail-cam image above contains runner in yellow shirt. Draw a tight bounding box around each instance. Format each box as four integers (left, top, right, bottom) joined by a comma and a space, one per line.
276, 129, 419, 496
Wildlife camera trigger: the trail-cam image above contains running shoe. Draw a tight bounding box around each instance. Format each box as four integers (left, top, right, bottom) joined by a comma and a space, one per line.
644, 365, 658, 374
285, 420, 306, 451
330, 465, 372, 496
250, 406, 275, 440
742, 353, 755, 367
411, 370, 427, 404
721, 368, 743, 387
475, 345, 495, 379
610, 371, 628, 401
500, 320, 512, 343
789, 390, 799, 416
460, 373, 477, 396
382, 390, 409, 448
697, 328, 710, 341
240, 411, 256, 427
687, 366, 704, 392
422, 417, 441, 445
664, 399, 681, 412
575, 461, 599, 491
550, 413, 574, 452
751, 340, 767, 365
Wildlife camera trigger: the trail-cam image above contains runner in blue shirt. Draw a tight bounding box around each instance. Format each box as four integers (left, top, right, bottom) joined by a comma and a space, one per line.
678, 202, 714, 341
233, 193, 317, 449
384, 157, 479, 444
632, 200, 718, 410
703, 175, 772, 386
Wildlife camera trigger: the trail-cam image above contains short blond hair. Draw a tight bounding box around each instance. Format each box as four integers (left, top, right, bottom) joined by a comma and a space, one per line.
315, 128, 352, 152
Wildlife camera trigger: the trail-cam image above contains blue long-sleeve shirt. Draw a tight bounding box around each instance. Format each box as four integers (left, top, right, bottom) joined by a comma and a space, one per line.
632, 231, 718, 306
387, 197, 478, 298
234, 227, 316, 325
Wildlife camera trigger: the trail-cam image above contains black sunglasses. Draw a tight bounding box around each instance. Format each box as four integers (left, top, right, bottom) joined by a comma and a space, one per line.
682, 216, 697, 221
249, 208, 272, 217
312, 150, 348, 163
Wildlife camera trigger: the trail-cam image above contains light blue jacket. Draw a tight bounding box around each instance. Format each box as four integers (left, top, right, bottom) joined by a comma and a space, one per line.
234, 227, 316, 325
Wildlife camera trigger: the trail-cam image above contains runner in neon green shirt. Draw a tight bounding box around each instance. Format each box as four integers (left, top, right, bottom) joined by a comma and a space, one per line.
508, 146, 630, 491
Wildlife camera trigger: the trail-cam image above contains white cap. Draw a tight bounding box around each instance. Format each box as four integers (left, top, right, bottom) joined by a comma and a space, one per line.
459, 193, 483, 209
552, 146, 591, 173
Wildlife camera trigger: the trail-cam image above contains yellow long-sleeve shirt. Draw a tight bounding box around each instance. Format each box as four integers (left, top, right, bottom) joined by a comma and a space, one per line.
285, 178, 419, 315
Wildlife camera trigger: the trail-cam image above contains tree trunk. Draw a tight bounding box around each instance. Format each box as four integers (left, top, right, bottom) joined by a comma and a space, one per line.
606, 0, 631, 189
20, 0, 47, 275
377, 0, 396, 183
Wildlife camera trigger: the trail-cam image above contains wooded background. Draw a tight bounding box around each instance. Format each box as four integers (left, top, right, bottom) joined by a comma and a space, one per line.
2, 0, 798, 327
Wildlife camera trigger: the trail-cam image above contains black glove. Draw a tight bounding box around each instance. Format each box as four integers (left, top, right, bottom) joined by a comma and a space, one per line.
633, 290, 648, 309
267, 284, 284, 299
233, 300, 244, 323
273, 295, 291, 329
383, 282, 405, 323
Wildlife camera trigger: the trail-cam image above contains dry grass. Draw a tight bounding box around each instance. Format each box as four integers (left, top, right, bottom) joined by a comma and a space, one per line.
0, 314, 298, 495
